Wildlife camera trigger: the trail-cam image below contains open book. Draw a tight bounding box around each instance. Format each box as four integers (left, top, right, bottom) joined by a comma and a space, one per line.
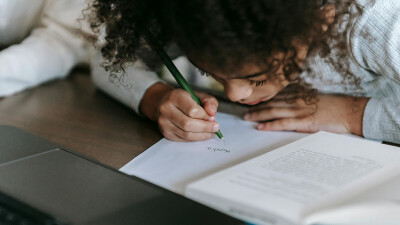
120, 113, 400, 225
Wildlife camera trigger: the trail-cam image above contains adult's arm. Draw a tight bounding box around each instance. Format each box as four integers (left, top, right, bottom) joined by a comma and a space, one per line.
0, 0, 89, 97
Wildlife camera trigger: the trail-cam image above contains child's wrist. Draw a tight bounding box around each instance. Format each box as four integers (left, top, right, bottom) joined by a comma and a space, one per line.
346, 97, 369, 136
139, 82, 174, 121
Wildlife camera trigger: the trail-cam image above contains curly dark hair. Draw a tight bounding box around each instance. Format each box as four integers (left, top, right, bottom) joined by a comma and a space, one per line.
86, 0, 361, 102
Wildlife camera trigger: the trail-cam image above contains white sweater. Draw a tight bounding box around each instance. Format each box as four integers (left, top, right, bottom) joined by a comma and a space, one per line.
0, 0, 89, 97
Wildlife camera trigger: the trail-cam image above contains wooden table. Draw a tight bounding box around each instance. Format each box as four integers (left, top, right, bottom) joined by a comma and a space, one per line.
0, 70, 162, 169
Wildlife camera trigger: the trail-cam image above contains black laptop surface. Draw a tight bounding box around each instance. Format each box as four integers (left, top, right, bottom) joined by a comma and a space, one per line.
0, 125, 244, 225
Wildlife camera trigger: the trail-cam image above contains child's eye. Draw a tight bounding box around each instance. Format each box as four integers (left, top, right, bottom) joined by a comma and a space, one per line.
196, 68, 210, 77
249, 80, 267, 87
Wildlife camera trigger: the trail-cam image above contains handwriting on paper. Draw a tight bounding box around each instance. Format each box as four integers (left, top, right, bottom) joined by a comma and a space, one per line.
206, 147, 230, 153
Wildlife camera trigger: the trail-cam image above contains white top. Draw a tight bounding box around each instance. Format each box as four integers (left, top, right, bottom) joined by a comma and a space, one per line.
0, 0, 90, 97
301, 0, 400, 143
91, 53, 163, 114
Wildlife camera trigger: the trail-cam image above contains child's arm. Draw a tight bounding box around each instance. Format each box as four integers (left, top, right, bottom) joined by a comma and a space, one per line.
244, 94, 369, 136
245, 0, 400, 144
346, 0, 400, 144
92, 54, 220, 142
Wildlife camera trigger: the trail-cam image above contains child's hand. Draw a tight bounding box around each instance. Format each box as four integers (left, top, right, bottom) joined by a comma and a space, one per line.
140, 82, 220, 141
244, 94, 369, 136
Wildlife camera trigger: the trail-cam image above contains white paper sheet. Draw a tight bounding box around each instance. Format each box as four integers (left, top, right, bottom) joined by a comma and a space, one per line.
120, 112, 308, 194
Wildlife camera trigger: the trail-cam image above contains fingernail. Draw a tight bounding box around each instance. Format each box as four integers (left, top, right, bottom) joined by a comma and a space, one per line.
213, 123, 220, 132
257, 124, 264, 130
244, 114, 250, 120
209, 116, 215, 121
211, 105, 217, 113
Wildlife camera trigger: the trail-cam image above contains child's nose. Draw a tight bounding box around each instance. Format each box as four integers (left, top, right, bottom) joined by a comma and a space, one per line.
224, 80, 253, 102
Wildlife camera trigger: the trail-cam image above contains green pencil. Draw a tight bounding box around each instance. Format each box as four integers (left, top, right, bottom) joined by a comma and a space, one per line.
146, 33, 223, 139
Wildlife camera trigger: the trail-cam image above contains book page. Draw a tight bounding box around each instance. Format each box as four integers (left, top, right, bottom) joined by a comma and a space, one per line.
303, 201, 400, 225
120, 112, 307, 194
303, 167, 400, 224
186, 132, 400, 225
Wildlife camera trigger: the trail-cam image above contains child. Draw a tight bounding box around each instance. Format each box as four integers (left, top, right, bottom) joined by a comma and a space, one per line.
0, 0, 90, 97
89, 0, 400, 144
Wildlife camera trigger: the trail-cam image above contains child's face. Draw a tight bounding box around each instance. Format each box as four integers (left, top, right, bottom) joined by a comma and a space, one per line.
189, 44, 308, 105
188, 4, 334, 105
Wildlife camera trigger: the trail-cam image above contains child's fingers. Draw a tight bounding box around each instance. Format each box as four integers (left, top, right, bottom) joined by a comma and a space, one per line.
196, 92, 218, 117
160, 120, 216, 142
158, 103, 219, 138
171, 90, 214, 121
169, 107, 220, 133
157, 89, 219, 141
247, 99, 311, 112
161, 130, 188, 142
257, 117, 316, 133
245, 101, 296, 114
166, 89, 208, 119
173, 127, 216, 141
244, 107, 315, 122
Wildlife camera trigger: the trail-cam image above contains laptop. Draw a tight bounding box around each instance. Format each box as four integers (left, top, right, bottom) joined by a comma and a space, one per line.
0, 125, 244, 225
